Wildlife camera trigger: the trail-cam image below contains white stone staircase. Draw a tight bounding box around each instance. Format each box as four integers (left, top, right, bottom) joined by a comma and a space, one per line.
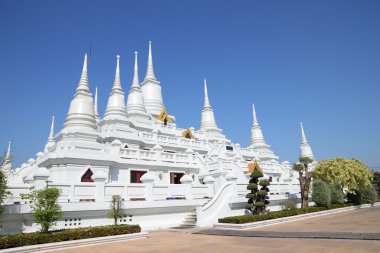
179, 211, 197, 228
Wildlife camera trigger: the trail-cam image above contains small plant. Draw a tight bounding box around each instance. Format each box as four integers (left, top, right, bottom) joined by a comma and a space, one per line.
108, 195, 125, 225
279, 200, 296, 211
312, 180, 331, 207
21, 187, 63, 233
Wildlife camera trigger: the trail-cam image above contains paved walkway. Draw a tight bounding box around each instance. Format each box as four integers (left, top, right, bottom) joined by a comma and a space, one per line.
46, 206, 380, 253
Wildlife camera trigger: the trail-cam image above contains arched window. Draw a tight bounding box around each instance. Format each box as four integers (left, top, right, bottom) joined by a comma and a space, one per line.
81, 169, 93, 182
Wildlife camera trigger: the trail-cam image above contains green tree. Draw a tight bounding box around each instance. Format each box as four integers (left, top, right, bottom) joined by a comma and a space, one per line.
108, 195, 125, 225
0, 156, 11, 222
360, 186, 378, 204
329, 183, 345, 204
22, 187, 63, 233
312, 180, 331, 207
293, 157, 313, 208
372, 171, 380, 194
314, 158, 373, 192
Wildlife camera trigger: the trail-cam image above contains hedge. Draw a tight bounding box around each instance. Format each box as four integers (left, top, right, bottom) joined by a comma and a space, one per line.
0, 224, 141, 250
218, 203, 352, 224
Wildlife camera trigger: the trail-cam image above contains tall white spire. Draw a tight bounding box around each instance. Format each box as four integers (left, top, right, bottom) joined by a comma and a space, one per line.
132, 51, 140, 89
140, 41, 166, 116
4, 141, 11, 163
300, 122, 307, 143
103, 55, 128, 121
203, 79, 211, 108
63, 54, 97, 132
2, 141, 12, 175
76, 54, 90, 92
126, 51, 149, 118
44, 116, 56, 152
200, 79, 219, 131
144, 41, 156, 80
250, 104, 268, 148
94, 87, 100, 122
300, 122, 314, 159
252, 104, 258, 125
48, 116, 55, 141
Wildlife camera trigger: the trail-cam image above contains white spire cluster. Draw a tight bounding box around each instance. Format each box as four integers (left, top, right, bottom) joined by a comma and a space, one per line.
300, 122, 314, 159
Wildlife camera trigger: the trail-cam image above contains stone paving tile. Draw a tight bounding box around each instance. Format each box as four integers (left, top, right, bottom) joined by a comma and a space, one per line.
45, 206, 380, 253
254, 206, 380, 233
194, 229, 380, 240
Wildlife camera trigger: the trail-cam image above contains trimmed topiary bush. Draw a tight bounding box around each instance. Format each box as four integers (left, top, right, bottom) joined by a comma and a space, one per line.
312, 180, 331, 207
245, 166, 270, 215
329, 184, 345, 204
0, 224, 141, 250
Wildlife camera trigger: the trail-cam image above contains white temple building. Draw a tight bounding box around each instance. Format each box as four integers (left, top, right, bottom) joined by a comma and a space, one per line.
1, 42, 314, 234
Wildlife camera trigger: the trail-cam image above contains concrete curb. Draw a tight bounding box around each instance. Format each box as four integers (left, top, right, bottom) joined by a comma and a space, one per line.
214, 202, 380, 230
0, 232, 149, 253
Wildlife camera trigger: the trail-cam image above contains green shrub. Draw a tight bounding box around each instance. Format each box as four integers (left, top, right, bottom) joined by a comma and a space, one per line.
0, 224, 141, 250
257, 190, 268, 196
279, 200, 296, 211
259, 180, 270, 187
312, 180, 331, 207
218, 203, 352, 224
247, 183, 257, 190
347, 189, 362, 205
360, 187, 378, 204
329, 184, 345, 204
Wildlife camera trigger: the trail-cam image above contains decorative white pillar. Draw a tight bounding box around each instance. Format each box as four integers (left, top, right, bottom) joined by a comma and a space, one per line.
110, 139, 122, 157
140, 172, 155, 201
92, 170, 107, 202
180, 174, 193, 200
152, 144, 162, 162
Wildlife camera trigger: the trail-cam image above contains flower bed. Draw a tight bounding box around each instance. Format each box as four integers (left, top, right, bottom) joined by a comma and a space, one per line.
218, 203, 352, 224
0, 224, 141, 250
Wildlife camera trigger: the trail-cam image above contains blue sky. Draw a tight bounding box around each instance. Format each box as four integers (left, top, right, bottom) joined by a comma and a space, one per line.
0, 0, 379, 170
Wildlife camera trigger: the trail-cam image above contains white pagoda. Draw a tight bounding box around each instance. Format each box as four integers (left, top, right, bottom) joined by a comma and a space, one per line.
1, 42, 314, 234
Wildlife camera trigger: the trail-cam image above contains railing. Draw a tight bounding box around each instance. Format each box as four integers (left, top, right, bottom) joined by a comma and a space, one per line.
120, 148, 197, 164
6, 182, 211, 203
138, 130, 208, 149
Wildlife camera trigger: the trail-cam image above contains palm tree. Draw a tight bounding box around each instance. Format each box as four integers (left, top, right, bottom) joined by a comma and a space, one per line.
293, 157, 313, 208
